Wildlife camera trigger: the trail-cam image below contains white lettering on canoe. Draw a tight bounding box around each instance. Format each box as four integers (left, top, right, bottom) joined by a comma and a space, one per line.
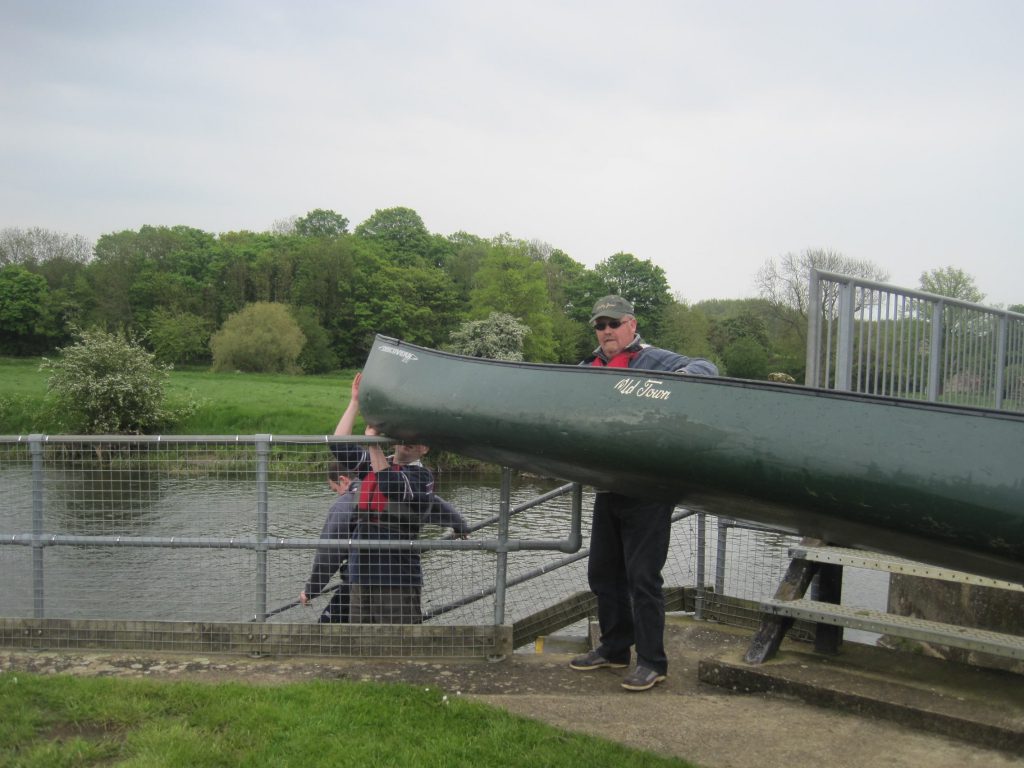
614, 378, 671, 401
378, 344, 419, 363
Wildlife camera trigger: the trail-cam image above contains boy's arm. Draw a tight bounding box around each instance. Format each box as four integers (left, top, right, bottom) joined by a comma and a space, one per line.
303, 505, 354, 599
426, 495, 470, 536
334, 372, 362, 437
331, 372, 371, 471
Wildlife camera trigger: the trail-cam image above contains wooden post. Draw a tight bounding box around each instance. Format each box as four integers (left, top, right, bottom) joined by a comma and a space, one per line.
812, 562, 843, 654
743, 537, 825, 664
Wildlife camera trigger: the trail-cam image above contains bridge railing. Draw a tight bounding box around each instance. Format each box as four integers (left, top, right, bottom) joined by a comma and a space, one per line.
0, 434, 801, 657
806, 269, 1024, 411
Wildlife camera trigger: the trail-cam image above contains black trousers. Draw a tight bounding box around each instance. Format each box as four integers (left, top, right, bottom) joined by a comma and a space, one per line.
588, 492, 673, 674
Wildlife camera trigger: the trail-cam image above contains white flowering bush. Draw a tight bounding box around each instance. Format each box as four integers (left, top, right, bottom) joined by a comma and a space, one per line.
445, 312, 529, 361
42, 329, 185, 434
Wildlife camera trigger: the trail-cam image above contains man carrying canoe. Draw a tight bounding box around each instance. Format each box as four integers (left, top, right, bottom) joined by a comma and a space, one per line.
570, 295, 718, 691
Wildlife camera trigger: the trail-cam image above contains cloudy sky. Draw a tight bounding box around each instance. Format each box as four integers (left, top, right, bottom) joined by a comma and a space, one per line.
3, 1, 1022, 306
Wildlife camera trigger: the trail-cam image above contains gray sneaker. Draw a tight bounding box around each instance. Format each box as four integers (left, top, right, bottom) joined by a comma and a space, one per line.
569, 649, 628, 671
621, 664, 666, 691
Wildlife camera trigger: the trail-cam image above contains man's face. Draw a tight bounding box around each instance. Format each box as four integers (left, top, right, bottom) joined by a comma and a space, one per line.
593, 315, 636, 358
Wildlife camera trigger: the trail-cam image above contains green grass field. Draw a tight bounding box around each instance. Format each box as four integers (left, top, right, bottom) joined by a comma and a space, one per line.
168, 367, 357, 435
0, 673, 693, 767
0, 358, 360, 436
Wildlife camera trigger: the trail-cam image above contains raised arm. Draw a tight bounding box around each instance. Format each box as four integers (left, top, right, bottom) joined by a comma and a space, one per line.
334, 372, 363, 437
331, 373, 371, 472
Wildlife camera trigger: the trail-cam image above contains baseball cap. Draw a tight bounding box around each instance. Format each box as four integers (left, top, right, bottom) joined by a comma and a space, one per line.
589, 295, 634, 324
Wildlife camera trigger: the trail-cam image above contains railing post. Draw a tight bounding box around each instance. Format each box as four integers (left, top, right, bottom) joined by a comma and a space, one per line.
835, 279, 855, 391
254, 435, 271, 621
714, 519, 729, 597
569, 483, 583, 552
927, 302, 944, 402
694, 512, 706, 619
493, 466, 511, 626
995, 314, 1008, 410
805, 269, 823, 386
29, 434, 45, 619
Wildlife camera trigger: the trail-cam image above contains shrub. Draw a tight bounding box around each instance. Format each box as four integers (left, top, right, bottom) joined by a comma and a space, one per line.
445, 312, 529, 361
42, 328, 186, 434
210, 302, 306, 374
148, 309, 212, 365
722, 337, 769, 380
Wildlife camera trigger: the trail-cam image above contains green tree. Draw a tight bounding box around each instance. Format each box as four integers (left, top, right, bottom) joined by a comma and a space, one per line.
209, 231, 294, 321
84, 230, 147, 334
294, 208, 350, 238
354, 207, 432, 266
542, 249, 606, 362
87, 225, 217, 336
290, 305, 338, 373
210, 302, 306, 373
919, 266, 984, 303
346, 250, 462, 365
441, 231, 489, 306
289, 236, 360, 350
593, 253, 672, 341
722, 337, 769, 380
658, 299, 716, 361
470, 241, 557, 362
0, 266, 49, 354
42, 328, 184, 434
709, 310, 770, 355
148, 309, 212, 365
445, 312, 530, 361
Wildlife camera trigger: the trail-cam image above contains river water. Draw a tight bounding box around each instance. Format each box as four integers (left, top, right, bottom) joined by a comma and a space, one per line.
0, 469, 888, 643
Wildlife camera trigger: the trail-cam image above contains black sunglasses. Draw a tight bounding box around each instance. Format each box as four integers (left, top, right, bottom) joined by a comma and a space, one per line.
593, 319, 627, 331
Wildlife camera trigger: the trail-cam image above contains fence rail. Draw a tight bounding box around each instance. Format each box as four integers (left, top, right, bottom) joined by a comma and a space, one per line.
0, 434, 807, 657
806, 269, 1024, 411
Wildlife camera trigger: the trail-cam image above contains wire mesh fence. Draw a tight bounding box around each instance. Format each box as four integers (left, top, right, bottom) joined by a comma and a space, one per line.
0, 434, 818, 657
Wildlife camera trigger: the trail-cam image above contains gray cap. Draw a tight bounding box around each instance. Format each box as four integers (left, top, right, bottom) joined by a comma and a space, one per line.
590, 295, 634, 324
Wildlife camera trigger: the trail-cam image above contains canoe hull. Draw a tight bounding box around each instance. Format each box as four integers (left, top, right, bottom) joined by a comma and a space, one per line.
359, 336, 1024, 584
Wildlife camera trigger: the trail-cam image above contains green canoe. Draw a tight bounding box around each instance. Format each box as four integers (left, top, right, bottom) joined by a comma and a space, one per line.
358, 335, 1024, 584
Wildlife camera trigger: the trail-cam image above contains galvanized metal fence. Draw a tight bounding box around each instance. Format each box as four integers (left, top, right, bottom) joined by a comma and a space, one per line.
806, 269, 1024, 411
0, 434, 806, 657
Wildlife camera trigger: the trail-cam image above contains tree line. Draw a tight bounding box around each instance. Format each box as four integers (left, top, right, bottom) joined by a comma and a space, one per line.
1, 208, 1013, 380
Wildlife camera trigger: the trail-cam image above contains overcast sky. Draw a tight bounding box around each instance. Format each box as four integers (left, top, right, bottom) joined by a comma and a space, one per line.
3, 1, 1022, 306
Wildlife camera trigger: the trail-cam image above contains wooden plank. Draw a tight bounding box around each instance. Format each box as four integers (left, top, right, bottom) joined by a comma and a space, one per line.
743, 537, 824, 664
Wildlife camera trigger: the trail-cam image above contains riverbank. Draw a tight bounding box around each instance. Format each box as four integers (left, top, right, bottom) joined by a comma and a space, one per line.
3, 616, 1022, 767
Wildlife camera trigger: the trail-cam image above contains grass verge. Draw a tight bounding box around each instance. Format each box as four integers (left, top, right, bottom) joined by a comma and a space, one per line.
0, 672, 693, 768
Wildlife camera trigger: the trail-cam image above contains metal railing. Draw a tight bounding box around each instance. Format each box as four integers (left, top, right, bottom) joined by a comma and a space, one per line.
806, 269, 1024, 411
0, 433, 804, 657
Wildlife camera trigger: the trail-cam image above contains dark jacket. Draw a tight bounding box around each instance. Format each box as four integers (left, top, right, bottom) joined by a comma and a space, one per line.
303, 489, 357, 599
329, 443, 468, 587
582, 334, 719, 376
